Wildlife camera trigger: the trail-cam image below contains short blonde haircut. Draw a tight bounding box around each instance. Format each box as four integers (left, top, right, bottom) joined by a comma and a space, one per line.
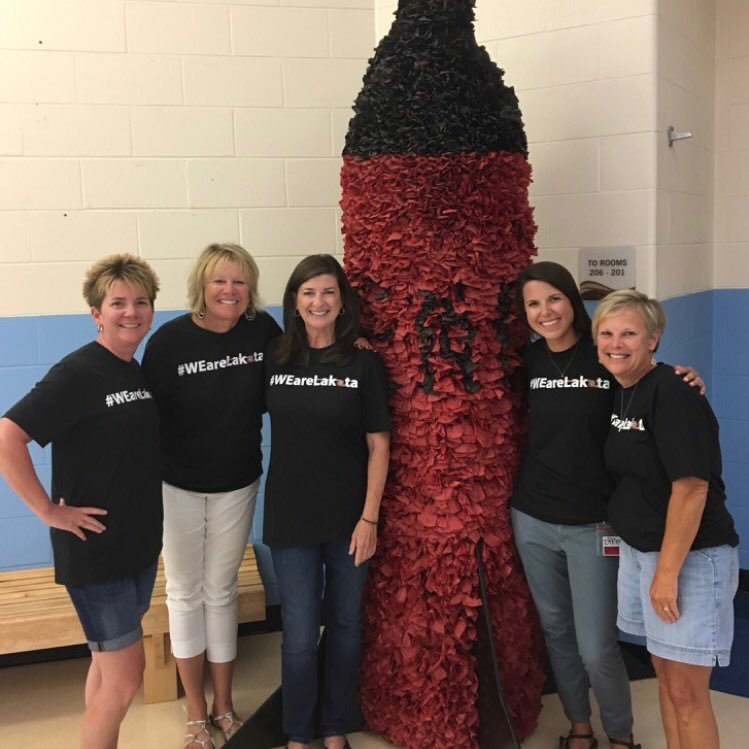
591, 289, 666, 350
82, 254, 159, 309
187, 243, 261, 317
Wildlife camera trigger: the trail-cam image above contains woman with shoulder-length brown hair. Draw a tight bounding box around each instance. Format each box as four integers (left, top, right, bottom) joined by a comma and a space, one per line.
0, 254, 162, 748
263, 254, 391, 749
593, 289, 739, 749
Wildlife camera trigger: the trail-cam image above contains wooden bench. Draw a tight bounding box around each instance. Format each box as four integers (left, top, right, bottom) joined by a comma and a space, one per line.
0, 545, 265, 703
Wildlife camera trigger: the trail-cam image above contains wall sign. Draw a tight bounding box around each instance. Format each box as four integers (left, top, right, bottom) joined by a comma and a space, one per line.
579, 246, 636, 300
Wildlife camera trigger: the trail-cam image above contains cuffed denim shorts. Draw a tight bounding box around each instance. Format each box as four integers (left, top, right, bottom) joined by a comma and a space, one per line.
66, 560, 158, 652
617, 541, 739, 667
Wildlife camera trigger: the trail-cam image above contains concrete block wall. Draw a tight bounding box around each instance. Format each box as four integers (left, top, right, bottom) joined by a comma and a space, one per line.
475, 0, 659, 293
716, 0, 749, 287
655, 0, 716, 302
650, 1, 716, 400
713, 0, 749, 567
0, 0, 375, 317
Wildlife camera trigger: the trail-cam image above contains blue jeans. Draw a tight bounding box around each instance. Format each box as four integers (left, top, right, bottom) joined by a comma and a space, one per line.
66, 560, 158, 652
512, 509, 633, 738
271, 541, 369, 743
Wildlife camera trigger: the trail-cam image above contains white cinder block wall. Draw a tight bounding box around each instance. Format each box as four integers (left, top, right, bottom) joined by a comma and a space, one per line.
715, 0, 749, 287
479, 1, 660, 295
656, 0, 716, 299
2, 0, 728, 314
0, 0, 376, 315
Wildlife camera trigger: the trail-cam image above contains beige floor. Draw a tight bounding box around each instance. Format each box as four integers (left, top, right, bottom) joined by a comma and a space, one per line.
1, 631, 747, 748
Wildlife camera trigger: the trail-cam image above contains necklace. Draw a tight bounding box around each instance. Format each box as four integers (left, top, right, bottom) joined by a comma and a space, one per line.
546, 340, 580, 378
620, 383, 639, 420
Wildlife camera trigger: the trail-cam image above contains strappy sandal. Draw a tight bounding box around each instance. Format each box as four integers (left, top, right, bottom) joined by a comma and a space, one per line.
184, 719, 215, 749
558, 732, 598, 749
607, 736, 641, 749
209, 710, 243, 742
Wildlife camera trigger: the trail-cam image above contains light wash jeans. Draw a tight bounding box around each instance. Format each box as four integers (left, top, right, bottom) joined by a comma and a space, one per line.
161, 479, 259, 661
618, 540, 738, 667
512, 508, 633, 739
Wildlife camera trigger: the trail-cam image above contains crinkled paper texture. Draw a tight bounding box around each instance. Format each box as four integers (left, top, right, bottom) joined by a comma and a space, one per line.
341, 150, 544, 749
344, 0, 527, 159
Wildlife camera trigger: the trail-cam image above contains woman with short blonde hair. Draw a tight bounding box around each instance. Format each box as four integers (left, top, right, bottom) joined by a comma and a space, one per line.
595, 291, 738, 749
0, 254, 162, 748
143, 242, 280, 749
186, 243, 261, 319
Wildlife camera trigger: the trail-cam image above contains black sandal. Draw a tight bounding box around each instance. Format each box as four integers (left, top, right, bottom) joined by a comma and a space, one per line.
607, 736, 641, 749
558, 732, 598, 749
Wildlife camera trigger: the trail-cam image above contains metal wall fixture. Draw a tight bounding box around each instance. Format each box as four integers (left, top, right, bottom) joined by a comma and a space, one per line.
668, 125, 693, 147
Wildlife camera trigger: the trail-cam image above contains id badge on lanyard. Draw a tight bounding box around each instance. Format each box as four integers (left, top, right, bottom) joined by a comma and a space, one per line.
596, 523, 621, 557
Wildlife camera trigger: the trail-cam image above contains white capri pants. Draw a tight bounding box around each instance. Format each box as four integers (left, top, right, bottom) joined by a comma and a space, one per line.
162, 479, 259, 662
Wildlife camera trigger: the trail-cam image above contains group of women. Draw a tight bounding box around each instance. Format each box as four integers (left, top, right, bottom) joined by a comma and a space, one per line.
514, 262, 739, 749
0, 247, 389, 749
0, 248, 739, 749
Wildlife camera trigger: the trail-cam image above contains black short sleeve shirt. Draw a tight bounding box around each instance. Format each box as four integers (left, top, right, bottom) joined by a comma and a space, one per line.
263, 342, 391, 548
604, 364, 738, 552
5, 342, 163, 585
141, 312, 282, 493
511, 336, 616, 524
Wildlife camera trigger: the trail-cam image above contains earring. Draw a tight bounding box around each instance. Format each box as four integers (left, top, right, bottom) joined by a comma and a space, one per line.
97, 324, 103, 333
338, 306, 345, 316
295, 309, 301, 318
197, 306, 205, 320
244, 307, 256, 322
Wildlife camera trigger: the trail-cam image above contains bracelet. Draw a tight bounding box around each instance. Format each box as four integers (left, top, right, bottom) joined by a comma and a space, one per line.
360, 516, 378, 525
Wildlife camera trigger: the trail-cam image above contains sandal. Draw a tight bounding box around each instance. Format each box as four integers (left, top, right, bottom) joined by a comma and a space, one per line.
558, 733, 598, 749
184, 719, 215, 749
607, 736, 641, 749
209, 710, 243, 742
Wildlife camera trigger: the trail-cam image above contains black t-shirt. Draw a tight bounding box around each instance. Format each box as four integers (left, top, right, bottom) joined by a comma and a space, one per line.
511, 336, 616, 524
4, 342, 162, 586
263, 341, 391, 548
604, 363, 738, 552
141, 312, 282, 493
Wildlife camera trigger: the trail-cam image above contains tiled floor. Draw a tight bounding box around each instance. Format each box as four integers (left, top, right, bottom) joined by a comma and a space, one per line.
1, 631, 747, 748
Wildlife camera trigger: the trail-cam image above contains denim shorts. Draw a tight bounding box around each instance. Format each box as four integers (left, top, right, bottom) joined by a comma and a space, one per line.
617, 541, 738, 667
66, 560, 158, 652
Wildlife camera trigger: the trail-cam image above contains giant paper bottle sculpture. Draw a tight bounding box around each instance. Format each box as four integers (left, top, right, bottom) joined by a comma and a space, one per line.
340, 1, 544, 747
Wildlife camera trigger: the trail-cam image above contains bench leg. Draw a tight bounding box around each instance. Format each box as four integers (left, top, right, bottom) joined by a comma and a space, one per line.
142, 633, 178, 704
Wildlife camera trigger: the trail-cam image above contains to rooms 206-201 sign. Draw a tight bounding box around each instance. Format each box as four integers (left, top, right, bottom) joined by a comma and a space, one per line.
578, 246, 636, 300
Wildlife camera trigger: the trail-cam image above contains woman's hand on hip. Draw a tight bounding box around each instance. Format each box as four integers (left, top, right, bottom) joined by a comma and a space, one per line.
349, 519, 377, 566
44, 498, 107, 541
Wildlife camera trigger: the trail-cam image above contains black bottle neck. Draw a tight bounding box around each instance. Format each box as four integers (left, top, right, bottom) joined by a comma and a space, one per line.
395, 0, 475, 26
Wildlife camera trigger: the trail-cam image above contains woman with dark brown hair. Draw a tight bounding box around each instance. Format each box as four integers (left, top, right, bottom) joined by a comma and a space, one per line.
263, 254, 391, 749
